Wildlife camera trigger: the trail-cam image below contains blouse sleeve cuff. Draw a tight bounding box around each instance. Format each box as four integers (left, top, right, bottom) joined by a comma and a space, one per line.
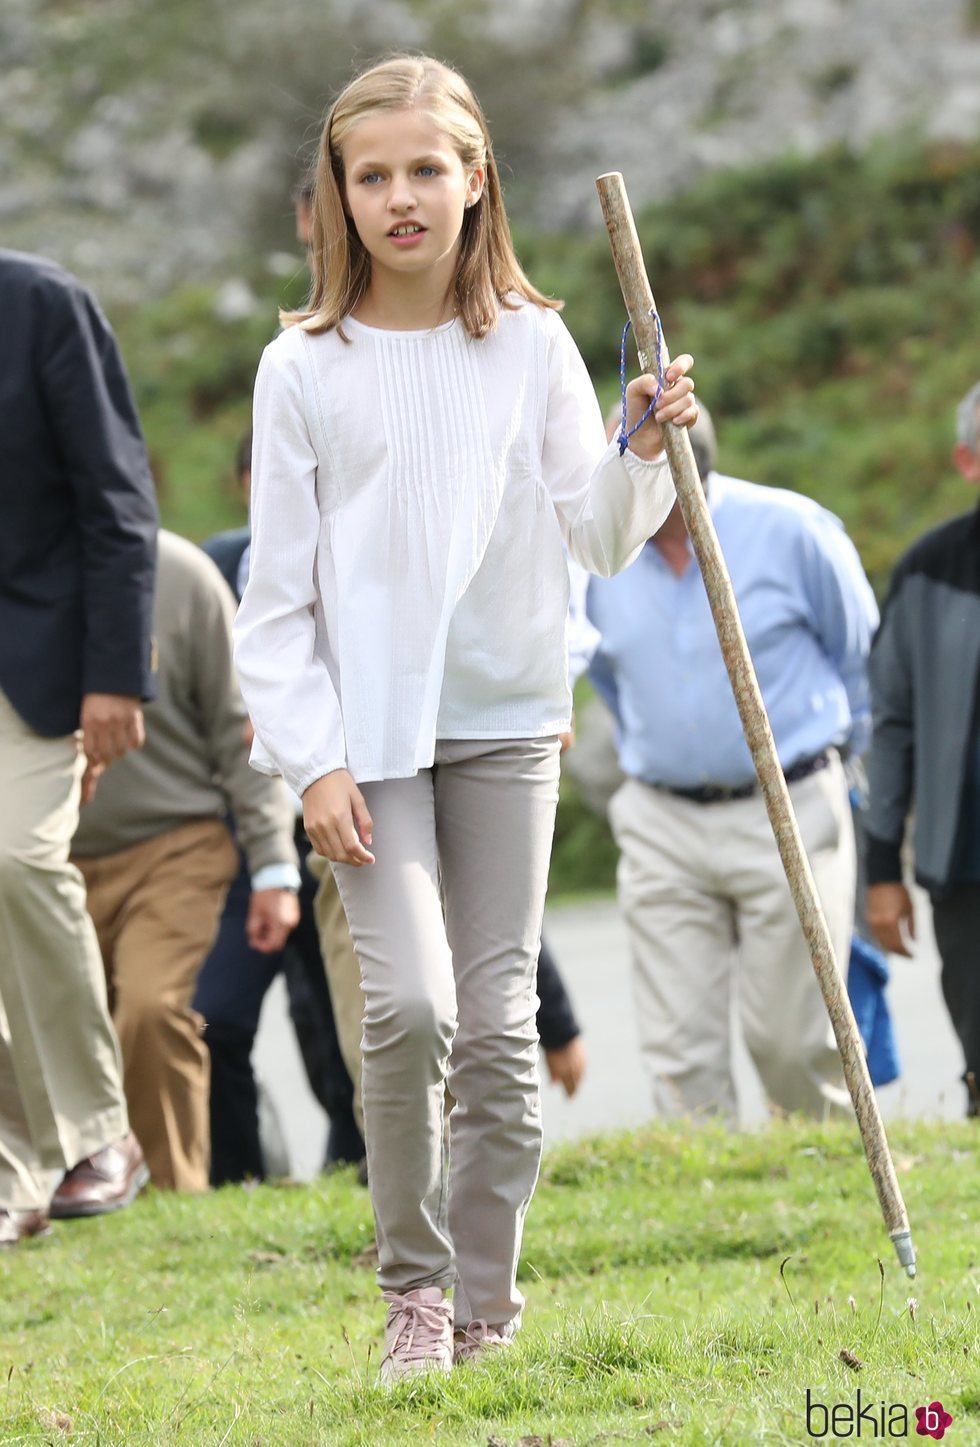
289, 760, 349, 798
619, 443, 672, 484
247, 734, 347, 799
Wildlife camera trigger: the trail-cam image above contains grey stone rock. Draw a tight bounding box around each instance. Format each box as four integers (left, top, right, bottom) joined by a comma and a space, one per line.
213, 277, 260, 321
3, 0, 978, 301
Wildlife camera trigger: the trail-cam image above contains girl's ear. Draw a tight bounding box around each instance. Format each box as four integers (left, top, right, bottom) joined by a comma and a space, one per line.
465, 166, 486, 208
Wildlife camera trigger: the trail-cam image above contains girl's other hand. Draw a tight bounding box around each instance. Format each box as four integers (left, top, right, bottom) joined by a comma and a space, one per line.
624, 353, 697, 460
303, 769, 375, 866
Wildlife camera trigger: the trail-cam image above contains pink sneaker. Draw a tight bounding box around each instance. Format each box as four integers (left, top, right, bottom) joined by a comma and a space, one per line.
453, 1319, 514, 1365
380, 1287, 454, 1385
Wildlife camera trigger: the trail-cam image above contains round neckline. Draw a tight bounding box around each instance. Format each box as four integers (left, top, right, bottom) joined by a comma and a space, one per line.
345, 315, 458, 339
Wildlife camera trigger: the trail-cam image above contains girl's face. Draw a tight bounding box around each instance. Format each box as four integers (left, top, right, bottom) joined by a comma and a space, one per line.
342, 107, 484, 284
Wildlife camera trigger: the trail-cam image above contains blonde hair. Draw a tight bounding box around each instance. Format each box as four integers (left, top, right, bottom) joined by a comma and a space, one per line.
281, 55, 561, 339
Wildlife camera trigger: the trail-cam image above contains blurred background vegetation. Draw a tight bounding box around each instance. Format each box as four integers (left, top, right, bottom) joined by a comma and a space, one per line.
6, 0, 979, 894
122, 137, 980, 593
112, 137, 979, 894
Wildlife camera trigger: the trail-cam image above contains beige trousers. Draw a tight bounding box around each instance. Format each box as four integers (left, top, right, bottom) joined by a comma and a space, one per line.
331, 737, 560, 1329
307, 855, 365, 1136
75, 819, 239, 1192
0, 689, 129, 1210
609, 753, 855, 1122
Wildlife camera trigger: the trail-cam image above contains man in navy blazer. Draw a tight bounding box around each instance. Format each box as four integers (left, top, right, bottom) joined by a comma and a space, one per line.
0, 250, 158, 1245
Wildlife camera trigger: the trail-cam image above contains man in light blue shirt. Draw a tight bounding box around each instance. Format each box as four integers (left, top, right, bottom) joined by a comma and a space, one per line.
587, 407, 879, 1122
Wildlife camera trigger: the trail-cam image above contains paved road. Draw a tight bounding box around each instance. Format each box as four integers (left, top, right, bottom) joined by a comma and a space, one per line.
254, 890, 967, 1182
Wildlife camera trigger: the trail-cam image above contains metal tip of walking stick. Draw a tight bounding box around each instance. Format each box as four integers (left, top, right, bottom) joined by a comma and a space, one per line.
891, 1229, 917, 1278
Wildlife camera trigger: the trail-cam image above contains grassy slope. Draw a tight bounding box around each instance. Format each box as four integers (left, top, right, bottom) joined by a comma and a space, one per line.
1, 1120, 977, 1445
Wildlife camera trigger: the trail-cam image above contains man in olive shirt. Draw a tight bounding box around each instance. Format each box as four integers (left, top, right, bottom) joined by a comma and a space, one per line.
71, 530, 301, 1190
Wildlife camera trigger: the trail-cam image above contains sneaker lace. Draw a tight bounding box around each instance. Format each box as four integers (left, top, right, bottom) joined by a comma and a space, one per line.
454, 1318, 504, 1361
382, 1291, 452, 1365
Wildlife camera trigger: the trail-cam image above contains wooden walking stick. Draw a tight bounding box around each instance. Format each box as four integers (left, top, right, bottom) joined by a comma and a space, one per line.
596, 171, 917, 1278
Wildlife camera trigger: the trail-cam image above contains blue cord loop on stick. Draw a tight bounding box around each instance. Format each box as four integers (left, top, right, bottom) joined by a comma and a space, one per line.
618, 310, 666, 456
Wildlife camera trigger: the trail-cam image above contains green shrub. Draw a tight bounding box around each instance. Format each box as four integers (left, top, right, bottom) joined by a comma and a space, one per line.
118, 137, 980, 583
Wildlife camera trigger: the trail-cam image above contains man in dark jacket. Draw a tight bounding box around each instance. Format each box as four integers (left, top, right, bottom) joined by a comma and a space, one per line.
865, 380, 980, 1117
0, 250, 158, 1244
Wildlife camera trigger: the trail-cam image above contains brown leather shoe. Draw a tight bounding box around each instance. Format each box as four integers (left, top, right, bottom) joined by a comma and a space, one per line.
49, 1132, 150, 1219
0, 1207, 51, 1247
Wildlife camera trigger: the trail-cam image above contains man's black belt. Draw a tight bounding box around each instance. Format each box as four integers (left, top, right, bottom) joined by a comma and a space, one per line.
648, 749, 831, 805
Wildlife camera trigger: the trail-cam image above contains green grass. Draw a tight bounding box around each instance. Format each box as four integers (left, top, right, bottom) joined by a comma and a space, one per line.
2, 1120, 977, 1444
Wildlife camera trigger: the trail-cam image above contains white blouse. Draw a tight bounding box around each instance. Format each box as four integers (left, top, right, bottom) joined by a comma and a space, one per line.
234, 299, 675, 792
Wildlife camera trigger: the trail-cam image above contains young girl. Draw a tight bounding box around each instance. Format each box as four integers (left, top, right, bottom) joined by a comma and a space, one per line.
234, 54, 697, 1383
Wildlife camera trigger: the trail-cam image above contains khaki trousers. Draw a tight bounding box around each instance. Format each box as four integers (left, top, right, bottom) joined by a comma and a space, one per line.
75, 819, 238, 1191
307, 856, 365, 1136
609, 753, 855, 1122
0, 689, 129, 1211
332, 737, 560, 1329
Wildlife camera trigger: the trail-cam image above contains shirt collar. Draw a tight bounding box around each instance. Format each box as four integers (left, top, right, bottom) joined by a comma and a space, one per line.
645, 469, 726, 560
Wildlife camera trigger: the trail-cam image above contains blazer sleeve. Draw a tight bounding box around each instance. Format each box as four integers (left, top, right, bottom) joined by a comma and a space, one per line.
38, 277, 158, 699
864, 573, 915, 884
536, 936, 581, 1050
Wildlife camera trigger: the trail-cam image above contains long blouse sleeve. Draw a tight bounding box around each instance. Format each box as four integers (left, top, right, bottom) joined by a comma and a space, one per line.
541, 315, 676, 577
233, 343, 347, 797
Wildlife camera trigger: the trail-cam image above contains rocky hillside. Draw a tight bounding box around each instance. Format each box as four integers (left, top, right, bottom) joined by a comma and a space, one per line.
3, 0, 980, 303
